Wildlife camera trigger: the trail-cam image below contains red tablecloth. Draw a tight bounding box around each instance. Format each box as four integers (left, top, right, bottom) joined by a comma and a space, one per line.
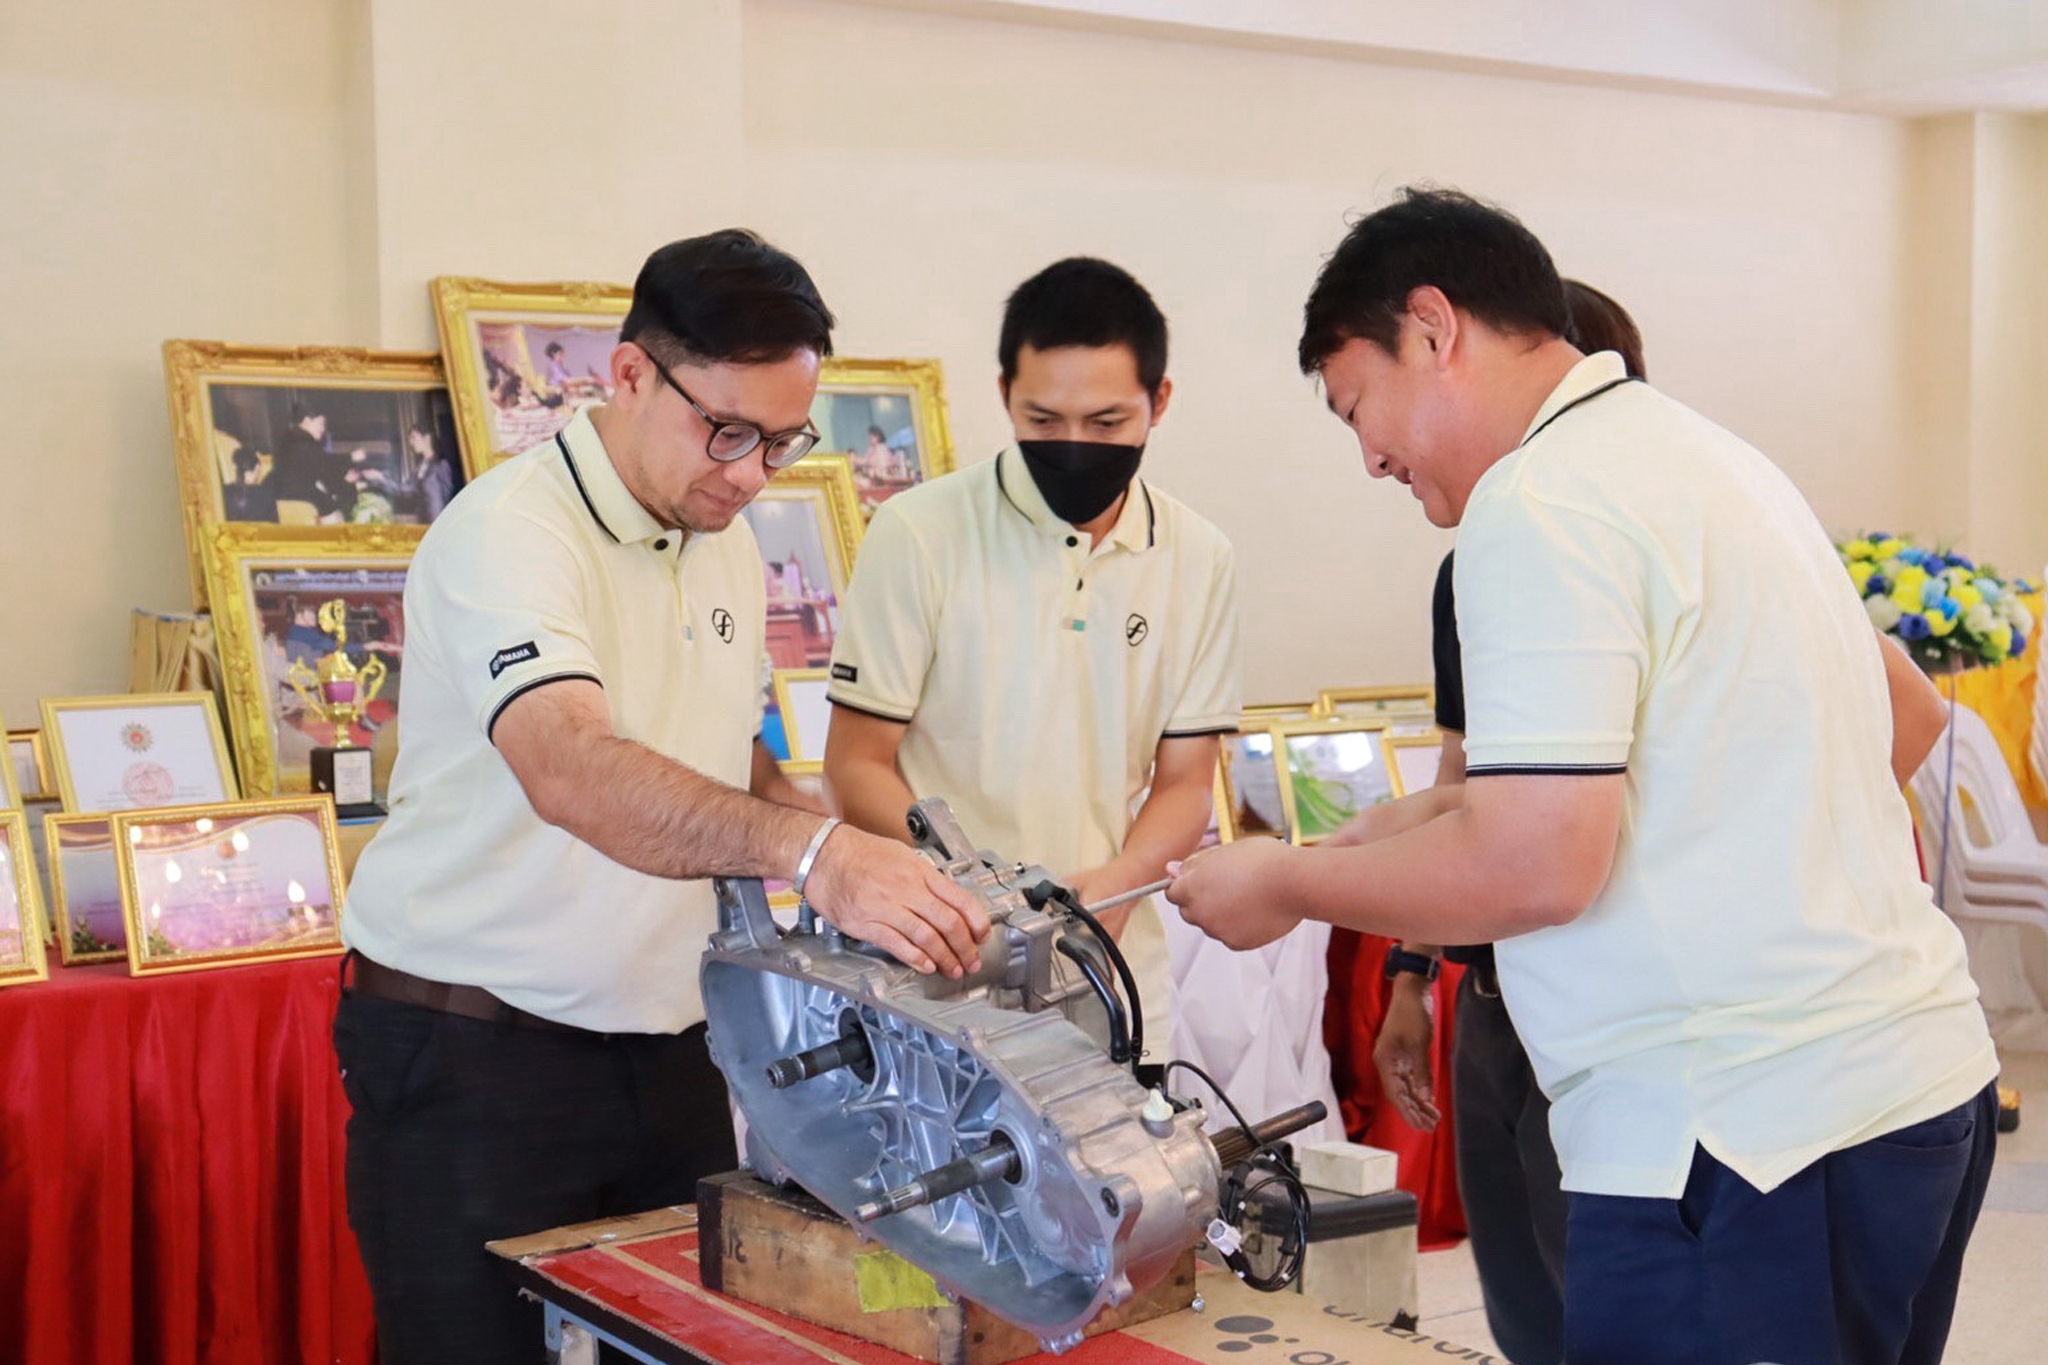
0, 956, 375, 1365
1324, 930, 1468, 1250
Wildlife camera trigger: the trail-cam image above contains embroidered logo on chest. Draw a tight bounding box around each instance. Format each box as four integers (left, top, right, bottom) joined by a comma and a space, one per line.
1124, 613, 1149, 646
711, 608, 735, 643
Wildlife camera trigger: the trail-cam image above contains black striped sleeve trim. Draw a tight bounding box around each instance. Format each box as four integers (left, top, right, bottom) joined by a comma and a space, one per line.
826, 696, 914, 725
1161, 723, 1238, 739
1466, 762, 1627, 778
486, 672, 603, 743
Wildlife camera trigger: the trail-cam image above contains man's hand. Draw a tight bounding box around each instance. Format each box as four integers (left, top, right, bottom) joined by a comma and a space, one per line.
1164, 838, 1304, 951
802, 825, 993, 977
1373, 974, 1440, 1131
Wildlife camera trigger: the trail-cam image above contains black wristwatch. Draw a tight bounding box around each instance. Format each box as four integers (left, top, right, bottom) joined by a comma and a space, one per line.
1383, 947, 1441, 983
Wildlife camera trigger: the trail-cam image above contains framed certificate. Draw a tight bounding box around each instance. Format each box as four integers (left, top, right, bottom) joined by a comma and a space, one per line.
40, 693, 239, 813
45, 813, 126, 965
8, 728, 53, 804
1, 811, 51, 987
112, 796, 347, 976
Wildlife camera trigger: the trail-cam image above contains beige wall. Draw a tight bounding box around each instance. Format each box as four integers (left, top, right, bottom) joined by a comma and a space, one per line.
2, 0, 2043, 723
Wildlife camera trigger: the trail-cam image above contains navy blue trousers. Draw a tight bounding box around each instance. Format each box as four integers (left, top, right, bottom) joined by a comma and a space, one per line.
1563, 1082, 1998, 1365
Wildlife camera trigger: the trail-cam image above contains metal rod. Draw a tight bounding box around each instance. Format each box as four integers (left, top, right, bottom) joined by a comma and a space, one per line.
1080, 878, 1174, 916
1208, 1101, 1329, 1169
764, 1033, 872, 1089
852, 1141, 1020, 1223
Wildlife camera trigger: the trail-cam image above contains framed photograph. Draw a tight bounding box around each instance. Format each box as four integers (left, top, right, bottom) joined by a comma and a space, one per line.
808, 358, 956, 518
45, 813, 125, 965
744, 455, 864, 673
8, 729, 53, 804
1274, 720, 1394, 846
432, 276, 631, 475
767, 668, 834, 774
0, 811, 50, 987
202, 525, 412, 797
1218, 726, 1289, 843
111, 796, 346, 976
162, 341, 455, 607
1382, 732, 1446, 799
1315, 685, 1435, 719
40, 693, 239, 814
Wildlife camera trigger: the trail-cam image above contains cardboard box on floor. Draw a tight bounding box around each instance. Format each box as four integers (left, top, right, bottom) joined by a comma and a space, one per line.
1126, 1263, 1501, 1365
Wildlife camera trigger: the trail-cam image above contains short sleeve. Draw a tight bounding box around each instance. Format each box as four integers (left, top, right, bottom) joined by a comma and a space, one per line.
1431, 551, 1466, 733
1454, 492, 1648, 776
407, 509, 603, 741
1165, 540, 1242, 735
827, 501, 937, 723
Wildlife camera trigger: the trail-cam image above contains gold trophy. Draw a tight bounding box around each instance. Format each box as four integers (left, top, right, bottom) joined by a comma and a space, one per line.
286, 599, 388, 816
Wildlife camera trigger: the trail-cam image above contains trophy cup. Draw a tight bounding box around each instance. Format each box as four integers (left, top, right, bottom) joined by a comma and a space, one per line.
286, 599, 388, 817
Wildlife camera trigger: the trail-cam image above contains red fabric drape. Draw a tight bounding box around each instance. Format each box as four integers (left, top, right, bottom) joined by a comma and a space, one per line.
0, 957, 375, 1365
1323, 929, 1468, 1250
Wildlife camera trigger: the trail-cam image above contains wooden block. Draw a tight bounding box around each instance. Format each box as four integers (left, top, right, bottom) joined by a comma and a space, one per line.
697, 1172, 1196, 1365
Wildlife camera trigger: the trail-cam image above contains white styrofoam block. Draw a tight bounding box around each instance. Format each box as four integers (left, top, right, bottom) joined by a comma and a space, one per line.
1299, 1140, 1399, 1197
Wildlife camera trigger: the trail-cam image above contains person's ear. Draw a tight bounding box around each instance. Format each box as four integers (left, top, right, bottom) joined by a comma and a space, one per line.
1147, 376, 1174, 429
609, 342, 650, 402
1406, 286, 1459, 368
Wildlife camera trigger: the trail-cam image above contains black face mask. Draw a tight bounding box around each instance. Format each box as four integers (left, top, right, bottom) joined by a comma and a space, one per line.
1017, 440, 1145, 526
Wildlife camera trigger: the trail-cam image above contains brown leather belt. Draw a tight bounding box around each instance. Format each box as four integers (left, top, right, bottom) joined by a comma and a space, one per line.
343, 951, 588, 1036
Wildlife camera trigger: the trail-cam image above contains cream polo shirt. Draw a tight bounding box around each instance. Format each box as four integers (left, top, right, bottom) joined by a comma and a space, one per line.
827, 446, 1241, 1053
1458, 352, 1996, 1198
343, 407, 767, 1034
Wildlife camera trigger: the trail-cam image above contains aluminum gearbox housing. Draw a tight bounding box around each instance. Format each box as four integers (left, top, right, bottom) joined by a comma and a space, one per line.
701, 800, 1221, 1353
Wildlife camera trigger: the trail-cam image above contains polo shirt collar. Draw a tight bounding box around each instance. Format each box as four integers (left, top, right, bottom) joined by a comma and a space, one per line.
1518, 350, 1630, 448
554, 407, 669, 546
993, 444, 1156, 552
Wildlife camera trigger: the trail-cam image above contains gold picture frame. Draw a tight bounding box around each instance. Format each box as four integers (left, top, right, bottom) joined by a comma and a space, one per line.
1315, 684, 1435, 719
40, 692, 240, 814
1273, 718, 1394, 846
202, 524, 414, 798
1, 810, 50, 987
431, 276, 632, 476
45, 812, 124, 965
1381, 731, 1447, 799
112, 795, 347, 977
1217, 724, 1290, 844
162, 340, 453, 608
8, 729, 53, 804
809, 358, 957, 518
0, 711, 22, 811
1241, 701, 1322, 725
771, 667, 833, 775
747, 453, 865, 674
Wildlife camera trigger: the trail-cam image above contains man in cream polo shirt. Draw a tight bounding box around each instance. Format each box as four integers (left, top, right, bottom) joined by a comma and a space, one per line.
1172, 190, 1997, 1365
337, 230, 988, 1365
825, 258, 1240, 1066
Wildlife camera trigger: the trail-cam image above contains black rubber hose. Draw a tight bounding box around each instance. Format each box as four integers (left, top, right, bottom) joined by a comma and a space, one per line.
1027, 879, 1145, 1077
1055, 937, 1131, 1065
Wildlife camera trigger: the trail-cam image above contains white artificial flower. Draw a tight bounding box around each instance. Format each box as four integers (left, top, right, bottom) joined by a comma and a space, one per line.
1965, 603, 1998, 637
2003, 597, 2034, 635
1866, 595, 1903, 630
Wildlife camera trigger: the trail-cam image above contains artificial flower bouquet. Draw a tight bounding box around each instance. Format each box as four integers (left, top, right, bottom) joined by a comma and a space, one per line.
1837, 534, 2035, 671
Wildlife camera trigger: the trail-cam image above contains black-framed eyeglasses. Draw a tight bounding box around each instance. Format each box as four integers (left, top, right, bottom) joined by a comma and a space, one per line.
645, 353, 820, 469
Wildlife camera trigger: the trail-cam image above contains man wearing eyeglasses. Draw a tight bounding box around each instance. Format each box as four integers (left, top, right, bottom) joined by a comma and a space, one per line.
337, 229, 990, 1365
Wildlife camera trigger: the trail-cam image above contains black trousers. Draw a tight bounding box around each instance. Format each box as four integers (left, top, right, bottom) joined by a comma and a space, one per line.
1452, 973, 1568, 1365
333, 990, 738, 1365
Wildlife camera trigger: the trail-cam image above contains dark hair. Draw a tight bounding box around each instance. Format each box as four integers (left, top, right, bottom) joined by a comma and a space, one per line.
867, 425, 887, 441
1562, 280, 1646, 380
623, 228, 834, 366
999, 257, 1168, 398
1298, 187, 1569, 373
545, 342, 566, 359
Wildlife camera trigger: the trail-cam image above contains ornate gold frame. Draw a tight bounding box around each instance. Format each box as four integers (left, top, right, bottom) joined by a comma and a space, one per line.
0, 711, 21, 811
1216, 723, 1289, 844
1271, 717, 1393, 846
39, 691, 240, 813
1242, 701, 1321, 723
45, 812, 123, 966
810, 357, 957, 511
771, 667, 832, 775
6, 729, 52, 804
201, 524, 416, 798
431, 276, 633, 477
111, 795, 347, 977
0, 810, 50, 986
748, 453, 866, 594
1314, 684, 1435, 718
162, 340, 444, 608
1381, 731, 1447, 800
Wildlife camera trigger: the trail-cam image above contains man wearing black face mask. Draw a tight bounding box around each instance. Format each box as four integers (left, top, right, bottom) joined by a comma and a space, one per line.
824, 258, 1241, 1065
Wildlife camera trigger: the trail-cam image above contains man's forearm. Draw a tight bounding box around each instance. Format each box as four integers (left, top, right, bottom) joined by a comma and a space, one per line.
540, 731, 822, 881
1115, 773, 1215, 882
829, 755, 923, 846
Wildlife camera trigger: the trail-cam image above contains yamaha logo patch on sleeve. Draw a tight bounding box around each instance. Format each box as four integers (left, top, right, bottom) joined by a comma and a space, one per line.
831, 662, 858, 683
489, 641, 540, 678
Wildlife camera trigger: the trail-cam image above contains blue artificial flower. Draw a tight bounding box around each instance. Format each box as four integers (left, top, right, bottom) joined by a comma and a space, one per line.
1950, 553, 1976, 572
1921, 579, 1947, 608
1897, 612, 1932, 641
1976, 577, 2003, 603
1924, 554, 1949, 573
1868, 574, 1892, 596
1900, 546, 1926, 566
1869, 530, 1891, 542
1939, 595, 1962, 618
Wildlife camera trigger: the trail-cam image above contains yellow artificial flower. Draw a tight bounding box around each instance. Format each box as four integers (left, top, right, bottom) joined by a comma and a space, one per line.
1849, 560, 1877, 591
1927, 608, 1958, 637
1845, 537, 1876, 559
1954, 584, 1984, 611
1874, 537, 1906, 557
